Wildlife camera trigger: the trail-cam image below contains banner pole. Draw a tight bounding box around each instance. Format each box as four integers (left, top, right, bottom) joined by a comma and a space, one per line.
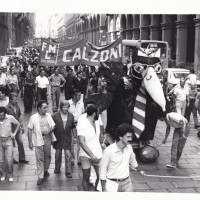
56, 43, 59, 65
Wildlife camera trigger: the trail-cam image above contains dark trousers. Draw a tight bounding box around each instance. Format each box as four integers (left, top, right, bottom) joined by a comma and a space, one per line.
55, 149, 71, 173
185, 100, 199, 126
64, 88, 72, 100
37, 87, 47, 102
24, 89, 34, 112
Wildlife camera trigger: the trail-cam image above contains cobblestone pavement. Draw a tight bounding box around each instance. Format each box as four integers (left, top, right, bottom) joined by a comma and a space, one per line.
1, 92, 200, 193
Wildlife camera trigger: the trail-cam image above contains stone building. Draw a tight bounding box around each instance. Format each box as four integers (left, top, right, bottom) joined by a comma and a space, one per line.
51, 14, 200, 73
0, 12, 35, 55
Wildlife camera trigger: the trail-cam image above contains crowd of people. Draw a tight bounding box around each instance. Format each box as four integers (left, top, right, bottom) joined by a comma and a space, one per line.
1, 44, 200, 192
0, 45, 145, 192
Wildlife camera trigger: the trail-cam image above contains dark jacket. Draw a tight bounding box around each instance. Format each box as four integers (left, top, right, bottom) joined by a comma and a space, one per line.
52, 111, 75, 150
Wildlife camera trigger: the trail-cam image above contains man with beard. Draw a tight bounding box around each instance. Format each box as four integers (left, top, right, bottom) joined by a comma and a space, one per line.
77, 103, 103, 191
99, 123, 144, 192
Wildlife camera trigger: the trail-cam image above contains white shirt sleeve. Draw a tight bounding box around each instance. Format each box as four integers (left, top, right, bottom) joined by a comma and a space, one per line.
45, 77, 49, 85
174, 88, 178, 95
129, 146, 138, 169
10, 115, 20, 125
35, 76, 38, 84
28, 116, 34, 130
77, 117, 85, 137
98, 115, 103, 126
99, 149, 111, 180
47, 114, 55, 128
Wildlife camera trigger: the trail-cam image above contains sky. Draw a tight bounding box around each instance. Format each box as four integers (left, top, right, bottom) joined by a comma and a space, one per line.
35, 12, 52, 38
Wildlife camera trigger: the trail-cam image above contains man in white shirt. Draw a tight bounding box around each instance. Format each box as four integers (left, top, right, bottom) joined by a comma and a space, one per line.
35, 69, 49, 103
68, 89, 84, 165
28, 100, 56, 185
0, 68, 8, 89
185, 68, 198, 86
99, 123, 144, 192
77, 104, 103, 191
0, 87, 9, 107
173, 78, 189, 116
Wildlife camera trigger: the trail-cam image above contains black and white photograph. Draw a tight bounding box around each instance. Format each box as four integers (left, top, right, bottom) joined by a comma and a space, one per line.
0, 1, 200, 199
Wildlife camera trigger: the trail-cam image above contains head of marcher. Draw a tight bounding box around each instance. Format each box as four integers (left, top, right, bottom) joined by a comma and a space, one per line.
77, 71, 82, 79
10, 67, 15, 75
60, 100, 70, 115
67, 67, 72, 76
190, 68, 194, 74
115, 123, 134, 147
84, 100, 95, 110
0, 107, 6, 121
86, 103, 99, 121
72, 89, 81, 103
190, 83, 196, 90
39, 68, 45, 77
26, 71, 32, 79
37, 100, 48, 116
90, 79, 96, 88
0, 87, 6, 100
180, 77, 185, 88
54, 66, 59, 75
9, 92, 18, 106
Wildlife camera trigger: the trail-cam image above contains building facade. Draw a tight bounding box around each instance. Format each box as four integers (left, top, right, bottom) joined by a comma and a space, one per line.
50, 14, 200, 73
0, 12, 35, 56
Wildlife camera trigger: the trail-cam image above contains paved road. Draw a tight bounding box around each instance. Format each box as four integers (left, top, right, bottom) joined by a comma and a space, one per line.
1, 92, 200, 192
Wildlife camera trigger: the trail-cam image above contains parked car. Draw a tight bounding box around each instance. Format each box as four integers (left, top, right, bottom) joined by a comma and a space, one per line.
162, 68, 200, 91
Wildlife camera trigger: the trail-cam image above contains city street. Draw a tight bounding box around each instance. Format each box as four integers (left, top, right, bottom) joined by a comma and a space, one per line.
0, 92, 200, 193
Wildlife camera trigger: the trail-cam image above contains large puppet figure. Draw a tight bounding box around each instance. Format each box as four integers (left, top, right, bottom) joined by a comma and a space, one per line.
86, 44, 166, 148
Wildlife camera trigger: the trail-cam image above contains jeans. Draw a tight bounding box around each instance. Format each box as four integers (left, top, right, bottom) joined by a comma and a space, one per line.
35, 135, 51, 179
171, 124, 190, 165
15, 130, 25, 161
51, 86, 61, 111
55, 149, 71, 173
185, 100, 199, 126
0, 137, 13, 176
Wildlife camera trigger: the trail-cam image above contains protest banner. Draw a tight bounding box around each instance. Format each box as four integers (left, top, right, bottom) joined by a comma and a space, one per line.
39, 37, 122, 66
39, 38, 59, 66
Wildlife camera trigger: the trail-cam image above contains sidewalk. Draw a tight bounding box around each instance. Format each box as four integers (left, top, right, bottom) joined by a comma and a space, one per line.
1, 93, 200, 192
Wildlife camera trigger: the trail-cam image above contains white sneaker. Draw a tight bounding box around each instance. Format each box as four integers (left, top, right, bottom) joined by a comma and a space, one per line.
166, 163, 177, 169
1, 176, 6, 181
8, 177, 13, 182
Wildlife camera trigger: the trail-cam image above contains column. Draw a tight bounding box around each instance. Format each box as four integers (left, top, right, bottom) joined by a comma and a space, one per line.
8, 13, 12, 49
176, 15, 188, 65
140, 14, 150, 40
194, 15, 200, 74
99, 14, 107, 45
126, 14, 133, 39
161, 15, 172, 47
150, 15, 160, 40
132, 14, 140, 40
